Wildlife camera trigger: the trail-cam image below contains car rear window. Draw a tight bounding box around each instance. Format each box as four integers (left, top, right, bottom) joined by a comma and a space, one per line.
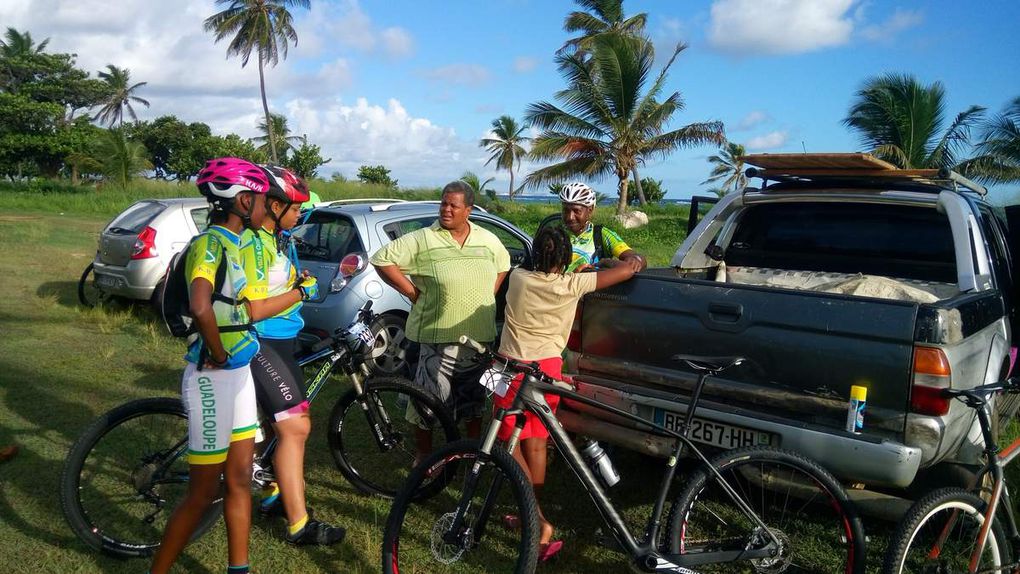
105, 201, 165, 234
291, 212, 365, 262
726, 202, 957, 282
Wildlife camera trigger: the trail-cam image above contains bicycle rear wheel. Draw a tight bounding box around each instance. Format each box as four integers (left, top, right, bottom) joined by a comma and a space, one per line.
667, 446, 865, 574
883, 487, 1009, 574
382, 439, 539, 574
60, 397, 221, 558
328, 376, 460, 499
77, 262, 111, 308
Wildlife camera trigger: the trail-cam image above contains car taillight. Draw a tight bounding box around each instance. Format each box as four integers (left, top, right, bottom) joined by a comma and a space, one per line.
340, 253, 367, 278
131, 226, 158, 259
331, 253, 367, 293
910, 346, 952, 416
566, 300, 583, 352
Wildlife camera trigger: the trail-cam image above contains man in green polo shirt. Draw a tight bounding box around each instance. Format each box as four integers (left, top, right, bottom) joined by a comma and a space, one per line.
371, 180, 511, 462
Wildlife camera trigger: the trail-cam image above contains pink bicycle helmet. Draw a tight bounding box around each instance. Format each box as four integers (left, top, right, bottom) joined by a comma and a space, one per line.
196, 157, 271, 201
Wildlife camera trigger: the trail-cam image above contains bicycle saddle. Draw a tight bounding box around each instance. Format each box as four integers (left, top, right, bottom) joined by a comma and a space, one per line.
672, 354, 746, 374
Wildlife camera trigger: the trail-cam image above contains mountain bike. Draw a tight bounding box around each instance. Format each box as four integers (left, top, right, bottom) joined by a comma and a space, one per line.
60, 302, 458, 558
883, 377, 1020, 573
382, 336, 866, 573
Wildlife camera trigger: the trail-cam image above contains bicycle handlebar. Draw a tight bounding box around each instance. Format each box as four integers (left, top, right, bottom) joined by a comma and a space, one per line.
942, 376, 1020, 402
458, 336, 575, 392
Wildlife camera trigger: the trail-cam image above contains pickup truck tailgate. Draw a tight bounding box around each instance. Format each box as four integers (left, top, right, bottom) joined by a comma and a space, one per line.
578, 275, 918, 436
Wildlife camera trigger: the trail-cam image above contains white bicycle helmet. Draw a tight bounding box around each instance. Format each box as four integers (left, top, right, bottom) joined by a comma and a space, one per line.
558, 181, 597, 207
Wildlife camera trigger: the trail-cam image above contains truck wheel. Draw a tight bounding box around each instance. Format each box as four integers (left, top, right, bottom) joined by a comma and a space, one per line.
908, 462, 989, 500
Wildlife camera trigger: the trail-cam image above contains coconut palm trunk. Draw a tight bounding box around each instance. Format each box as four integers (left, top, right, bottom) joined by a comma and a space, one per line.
258, 52, 279, 164
508, 158, 515, 200
631, 166, 647, 205
616, 173, 630, 214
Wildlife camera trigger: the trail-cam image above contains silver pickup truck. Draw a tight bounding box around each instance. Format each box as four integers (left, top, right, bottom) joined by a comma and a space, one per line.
561, 153, 1020, 491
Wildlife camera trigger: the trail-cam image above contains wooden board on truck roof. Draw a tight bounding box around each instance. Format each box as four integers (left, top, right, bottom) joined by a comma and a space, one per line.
740, 153, 900, 171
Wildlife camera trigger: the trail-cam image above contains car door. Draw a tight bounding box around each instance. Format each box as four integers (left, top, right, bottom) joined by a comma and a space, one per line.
470, 215, 533, 322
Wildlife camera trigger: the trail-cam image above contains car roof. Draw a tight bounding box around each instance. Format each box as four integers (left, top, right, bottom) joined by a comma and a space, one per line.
140, 197, 209, 207
313, 201, 488, 218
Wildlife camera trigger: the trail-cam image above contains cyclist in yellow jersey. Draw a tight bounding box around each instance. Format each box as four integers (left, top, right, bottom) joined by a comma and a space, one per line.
151, 159, 317, 574
558, 182, 647, 273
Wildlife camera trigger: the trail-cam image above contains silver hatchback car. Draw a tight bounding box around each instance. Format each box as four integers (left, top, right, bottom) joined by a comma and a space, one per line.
83, 198, 210, 305
292, 201, 533, 376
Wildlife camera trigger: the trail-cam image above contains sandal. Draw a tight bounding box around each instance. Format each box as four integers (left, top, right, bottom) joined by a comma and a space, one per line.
538, 540, 564, 562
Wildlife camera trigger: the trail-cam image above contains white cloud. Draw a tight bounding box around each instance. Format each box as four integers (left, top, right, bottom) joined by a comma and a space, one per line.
512, 57, 538, 73
286, 97, 489, 186
422, 64, 491, 87
735, 110, 769, 131
860, 8, 923, 42
294, 0, 414, 59
380, 27, 414, 58
747, 130, 789, 150
707, 0, 856, 55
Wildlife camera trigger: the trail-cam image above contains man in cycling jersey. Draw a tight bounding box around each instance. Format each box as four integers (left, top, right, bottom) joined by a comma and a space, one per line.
558, 182, 646, 273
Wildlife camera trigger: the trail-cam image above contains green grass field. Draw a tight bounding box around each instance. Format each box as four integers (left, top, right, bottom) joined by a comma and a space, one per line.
0, 183, 934, 573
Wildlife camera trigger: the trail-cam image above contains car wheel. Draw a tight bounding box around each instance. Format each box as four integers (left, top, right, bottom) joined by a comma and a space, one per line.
366, 314, 417, 377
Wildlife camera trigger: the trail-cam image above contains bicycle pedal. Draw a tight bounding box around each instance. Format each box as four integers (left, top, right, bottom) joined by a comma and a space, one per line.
594, 527, 623, 552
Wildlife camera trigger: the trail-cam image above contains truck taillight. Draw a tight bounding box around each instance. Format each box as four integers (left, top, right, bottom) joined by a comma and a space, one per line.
910, 346, 951, 416
131, 226, 158, 260
567, 300, 583, 352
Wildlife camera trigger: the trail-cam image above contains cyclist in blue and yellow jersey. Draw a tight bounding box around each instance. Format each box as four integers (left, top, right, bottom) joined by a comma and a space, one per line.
243, 165, 345, 546
150, 158, 269, 574
558, 182, 647, 273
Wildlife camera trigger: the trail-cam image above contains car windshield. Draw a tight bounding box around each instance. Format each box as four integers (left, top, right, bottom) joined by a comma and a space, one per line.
291, 212, 365, 262
105, 201, 165, 234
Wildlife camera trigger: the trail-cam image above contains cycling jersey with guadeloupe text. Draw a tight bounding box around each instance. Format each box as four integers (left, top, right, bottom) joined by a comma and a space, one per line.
566, 222, 632, 273
239, 228, 304, 339
183, 226, 259, 369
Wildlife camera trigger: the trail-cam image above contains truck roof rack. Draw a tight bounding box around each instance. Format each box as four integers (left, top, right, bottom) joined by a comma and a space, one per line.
742, 153, 987, 196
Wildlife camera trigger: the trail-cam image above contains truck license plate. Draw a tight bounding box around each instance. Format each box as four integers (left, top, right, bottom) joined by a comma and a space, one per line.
654, 409, 773, 449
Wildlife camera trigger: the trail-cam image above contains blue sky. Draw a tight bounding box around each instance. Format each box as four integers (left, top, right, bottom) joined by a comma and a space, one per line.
3, 0, 1019, 200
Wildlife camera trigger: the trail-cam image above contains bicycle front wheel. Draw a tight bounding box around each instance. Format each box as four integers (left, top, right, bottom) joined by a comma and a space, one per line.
328, 376, 460, 499
883, 487, 1009, 574
382, 439, 539, 574
667, 446, 866, 574
59, 397, 221, 558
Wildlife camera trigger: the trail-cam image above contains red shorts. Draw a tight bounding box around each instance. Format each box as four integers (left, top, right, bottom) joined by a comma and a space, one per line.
493, 357, 563, 442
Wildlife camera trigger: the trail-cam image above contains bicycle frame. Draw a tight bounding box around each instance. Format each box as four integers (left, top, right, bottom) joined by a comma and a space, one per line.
474, 367, 782, 572
254, 341, 377, 483
962, 401, 1020, 572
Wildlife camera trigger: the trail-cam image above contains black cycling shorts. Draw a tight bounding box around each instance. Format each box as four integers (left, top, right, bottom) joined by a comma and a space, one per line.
251, 337, 309, 421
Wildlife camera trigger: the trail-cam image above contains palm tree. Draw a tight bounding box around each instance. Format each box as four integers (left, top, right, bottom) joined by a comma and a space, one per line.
559, 0, 647, 55
525, 35, 724, 215
0, 27, 50, 57
460, 171, 496, 197
204, 0, 310, 164
480, 115, 530, 200
254, 113, 301, 159
93, 128, 152, 188
702, 142, 748, 194
93, 65, 150, 127
842, 73, 985, 170
960, 97, 1020, 184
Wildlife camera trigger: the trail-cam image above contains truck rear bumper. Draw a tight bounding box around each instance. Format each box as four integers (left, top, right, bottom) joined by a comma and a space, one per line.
562, 377, 922, 489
